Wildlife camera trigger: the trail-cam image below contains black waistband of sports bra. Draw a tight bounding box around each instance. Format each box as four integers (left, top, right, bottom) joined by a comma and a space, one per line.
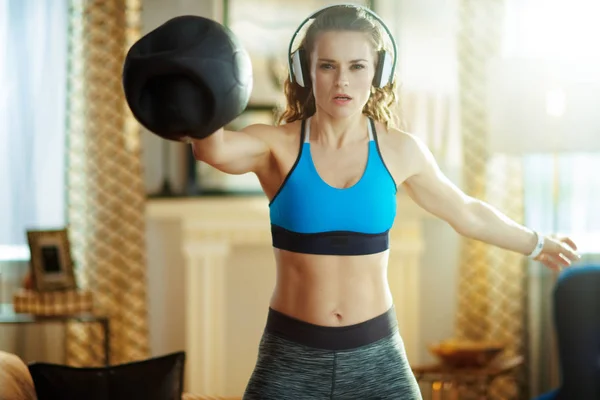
265, 306, 398, 351
271, 224, 389, 256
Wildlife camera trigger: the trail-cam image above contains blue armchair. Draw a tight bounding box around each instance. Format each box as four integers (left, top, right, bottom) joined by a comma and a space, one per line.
533, 264, 600, 400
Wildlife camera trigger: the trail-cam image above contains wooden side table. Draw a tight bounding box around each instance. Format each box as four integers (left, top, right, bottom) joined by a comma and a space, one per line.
412, 356, 524, 400
0, 303, 110, 366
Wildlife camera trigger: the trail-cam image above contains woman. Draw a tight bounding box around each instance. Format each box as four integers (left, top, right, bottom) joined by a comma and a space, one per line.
190, 5, 580, 399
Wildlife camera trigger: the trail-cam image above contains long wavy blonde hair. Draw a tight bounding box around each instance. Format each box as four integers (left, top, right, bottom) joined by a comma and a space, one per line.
277, 5, 401, 129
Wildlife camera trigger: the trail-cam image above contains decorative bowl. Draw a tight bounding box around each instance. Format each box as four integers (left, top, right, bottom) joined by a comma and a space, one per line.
428, 339, 505, 369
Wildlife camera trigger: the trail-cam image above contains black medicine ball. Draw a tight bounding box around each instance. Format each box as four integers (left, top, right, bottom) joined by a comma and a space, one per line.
122, 15, 253, 140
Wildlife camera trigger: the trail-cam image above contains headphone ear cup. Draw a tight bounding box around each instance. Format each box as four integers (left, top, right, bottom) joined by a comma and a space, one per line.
291, 48, 311, 87
291, 50, 304, 87
299, 48, 311, 87
372, 50, 386, 88
373, 50, 394, 88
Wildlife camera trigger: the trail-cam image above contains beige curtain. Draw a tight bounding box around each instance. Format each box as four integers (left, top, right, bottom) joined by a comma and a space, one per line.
64, 0, 149, 366
400, 90, 459, 167
454, 0, 528, 399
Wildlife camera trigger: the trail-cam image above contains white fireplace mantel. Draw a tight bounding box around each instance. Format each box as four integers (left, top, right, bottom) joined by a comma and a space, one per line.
146, 194, 429, 397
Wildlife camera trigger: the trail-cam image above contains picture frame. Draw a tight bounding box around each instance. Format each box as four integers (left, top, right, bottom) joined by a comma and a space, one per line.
26, 229, 77, 292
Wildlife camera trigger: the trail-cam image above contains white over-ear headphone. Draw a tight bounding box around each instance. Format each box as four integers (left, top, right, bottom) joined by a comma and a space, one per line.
287, 3, 397, 89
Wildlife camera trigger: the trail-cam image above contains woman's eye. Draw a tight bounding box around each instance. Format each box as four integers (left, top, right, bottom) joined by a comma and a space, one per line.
319, 63, 334, 70
351, 64, 366, 70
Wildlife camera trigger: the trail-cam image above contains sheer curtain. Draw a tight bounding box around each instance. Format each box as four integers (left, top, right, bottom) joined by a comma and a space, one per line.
503, 0, 600, 240
501, 0, 600, 395
0, 0, 68, 248
0, 0, 69, 362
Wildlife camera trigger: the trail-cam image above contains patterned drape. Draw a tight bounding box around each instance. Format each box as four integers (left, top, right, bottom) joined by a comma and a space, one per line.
455, 0, 528, 398
64, 0, 149, 366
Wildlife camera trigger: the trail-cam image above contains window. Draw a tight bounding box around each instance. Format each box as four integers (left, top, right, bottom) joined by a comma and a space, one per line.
0, 0, 69, 256
503, 0, 600, 253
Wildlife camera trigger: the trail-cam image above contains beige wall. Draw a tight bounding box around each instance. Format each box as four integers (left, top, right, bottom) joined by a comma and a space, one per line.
224, 245, 275, 395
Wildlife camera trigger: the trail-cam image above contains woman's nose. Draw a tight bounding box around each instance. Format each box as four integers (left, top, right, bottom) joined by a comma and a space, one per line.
336, 68, 348, 87
336, 72, 349, 87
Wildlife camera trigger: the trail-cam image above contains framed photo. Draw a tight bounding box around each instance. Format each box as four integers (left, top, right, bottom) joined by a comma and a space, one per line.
26, 229, 77, 292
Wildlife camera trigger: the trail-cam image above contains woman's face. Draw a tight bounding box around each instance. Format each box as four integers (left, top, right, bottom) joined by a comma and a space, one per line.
310, 30, 377, 119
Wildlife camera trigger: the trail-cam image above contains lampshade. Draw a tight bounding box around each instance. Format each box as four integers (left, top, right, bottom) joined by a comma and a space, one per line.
486, 57, 600, 154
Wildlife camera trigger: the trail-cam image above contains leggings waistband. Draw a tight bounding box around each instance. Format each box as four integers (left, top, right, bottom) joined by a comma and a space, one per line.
264, 306, 398, 351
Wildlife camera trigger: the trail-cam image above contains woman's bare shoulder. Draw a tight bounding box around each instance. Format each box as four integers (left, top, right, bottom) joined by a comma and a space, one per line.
373, 121, 417, 150
373, 122, 429, 180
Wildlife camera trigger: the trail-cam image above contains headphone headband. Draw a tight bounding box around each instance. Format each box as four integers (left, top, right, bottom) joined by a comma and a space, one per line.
287, 3, 398, 86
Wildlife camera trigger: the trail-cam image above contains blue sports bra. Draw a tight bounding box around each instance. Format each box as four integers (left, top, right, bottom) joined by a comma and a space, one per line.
269, 117, 398, 256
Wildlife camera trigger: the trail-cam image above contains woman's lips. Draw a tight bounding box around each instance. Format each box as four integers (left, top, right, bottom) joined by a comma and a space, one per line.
333, 94, 352, 105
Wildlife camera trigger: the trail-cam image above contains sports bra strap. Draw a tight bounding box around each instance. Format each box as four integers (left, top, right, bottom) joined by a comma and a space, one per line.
304, 117, 312, 143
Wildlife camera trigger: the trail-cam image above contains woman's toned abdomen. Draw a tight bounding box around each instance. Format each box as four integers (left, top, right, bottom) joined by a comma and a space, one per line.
269, 249, 394, 326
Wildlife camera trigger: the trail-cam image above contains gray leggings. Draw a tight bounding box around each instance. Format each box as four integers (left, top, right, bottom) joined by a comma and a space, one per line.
243, 307, 423, 400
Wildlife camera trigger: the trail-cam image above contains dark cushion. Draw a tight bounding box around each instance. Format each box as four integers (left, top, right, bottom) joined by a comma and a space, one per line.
28, 351, 185, 400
